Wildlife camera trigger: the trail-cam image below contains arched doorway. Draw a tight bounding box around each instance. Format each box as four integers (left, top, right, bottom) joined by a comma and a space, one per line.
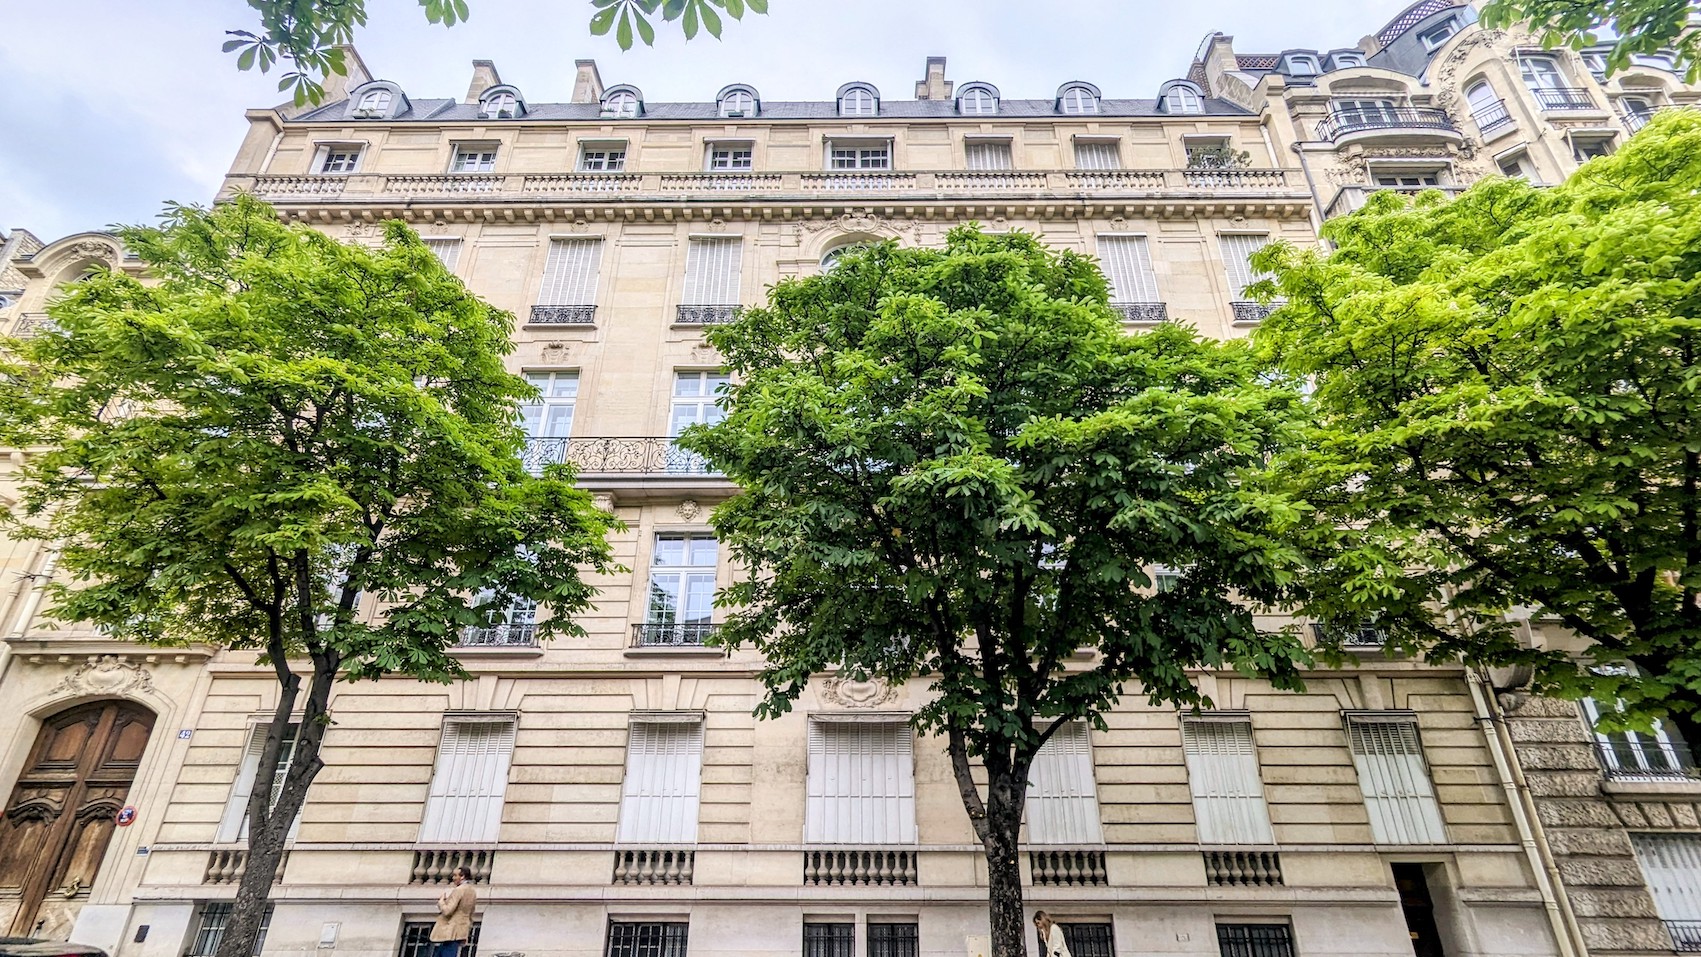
0, 700, 155, 936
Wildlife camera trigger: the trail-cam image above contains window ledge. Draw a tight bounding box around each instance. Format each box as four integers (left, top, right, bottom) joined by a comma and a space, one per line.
1600, 777, 1701, 797
624, 646, 728, 659
449, 646, 546, 660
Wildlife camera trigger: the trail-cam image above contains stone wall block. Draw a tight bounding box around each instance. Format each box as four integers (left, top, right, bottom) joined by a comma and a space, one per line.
1536, 799, 1621, 829
1668, 802, 1699, 827
1543, 827, 1635, 857
1564, 887, 1660, 919
1524, 771, 1603, 798
1510, 744, 1603, 771
1638, 802, 1674, 827
1557, 856, 1657, 887
1579, 918, 1675, 953
1506, 717, 1592, 744
1501, 694, 1587, 719
1613, 803, 1648, 827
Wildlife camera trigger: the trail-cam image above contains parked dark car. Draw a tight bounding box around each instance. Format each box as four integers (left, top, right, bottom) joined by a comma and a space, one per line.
0, 939, 108, 957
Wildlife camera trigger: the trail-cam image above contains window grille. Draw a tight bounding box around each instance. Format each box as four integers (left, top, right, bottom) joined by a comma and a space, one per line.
803, 923, 856, 957
1216, 923, 1294, 957
867, 923, 919, 957
418, 717, 518, 844
605, 922, 689, 957
188, 902, 273, 957
400, 921, 481, 957
617, 717, 705, 844
1061, 924, 1115, 957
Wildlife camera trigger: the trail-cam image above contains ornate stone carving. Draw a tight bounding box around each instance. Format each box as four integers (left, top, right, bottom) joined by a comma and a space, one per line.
708, 218, 727, 232
571, 219, 590, 233
68, 241, 116, 263
820, 675, 900, 708
676, 500, 701, 521
801, 212, 915, 239
689, 343, 720, 363
592, 493, 615, 512
50, 656, 154, 698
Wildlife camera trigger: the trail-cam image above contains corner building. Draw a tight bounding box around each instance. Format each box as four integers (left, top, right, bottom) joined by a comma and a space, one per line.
6, 4, 1700, 955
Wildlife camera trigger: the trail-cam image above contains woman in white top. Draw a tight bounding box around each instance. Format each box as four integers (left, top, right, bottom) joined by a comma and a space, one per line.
1034, 910, 1072, 957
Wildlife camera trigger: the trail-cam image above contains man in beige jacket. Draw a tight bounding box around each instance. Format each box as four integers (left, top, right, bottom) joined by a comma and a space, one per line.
430, 866, 477, 957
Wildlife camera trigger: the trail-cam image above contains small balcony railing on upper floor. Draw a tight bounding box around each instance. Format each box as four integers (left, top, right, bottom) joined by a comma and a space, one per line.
1110, 302, 1168, 324
631, 621, 719, 647
1325, 183, 1469, 219
676, 304, 740, 325
1316, 107, 1458, 141
11, 313, 57, 338
1231, 301, 1277, 324
1309, 621, 1389, 648
1532, 87, 1599, 112
456, 622, 538, 648
1471, 100, 1515, 136
1594, 738, 1700, 782
522, 436, 723, 477
1667, 921, 1701, 954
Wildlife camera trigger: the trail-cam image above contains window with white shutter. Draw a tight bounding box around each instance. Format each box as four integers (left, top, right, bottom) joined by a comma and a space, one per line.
218, 722, 302, 843
806, 719, 917, 844
423, 238, 461, 272
616, 716, 704, 844
1073, 141, 1122, 170
1181, 715, 1275, 845
965, 140, 1014, 170
682, 238, 742, 306
1219, 234, 1272, 299
1096, 235, 1161, 304
1025, 721, 1103, 844
1345, 714, 1448, 845
536, 239, 603, 306
418, 716, 518, 844
1632, 833, 1701, 949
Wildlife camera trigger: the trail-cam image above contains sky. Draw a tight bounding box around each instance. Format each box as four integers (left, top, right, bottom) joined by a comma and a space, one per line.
0, 0, 1423, 240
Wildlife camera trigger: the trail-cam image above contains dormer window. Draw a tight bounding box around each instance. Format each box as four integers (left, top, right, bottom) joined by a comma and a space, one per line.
1582, 52, 1609, 75
1058, 83, 1100, 114
718, 85, 758, 118
1158, 80, 1204, 114
479, 87, 524, 119
357, 89, 392, 113
347, 82, 405, 120
1419, 21, 1458, 51
601, 87, 642, 119
958, 83, 999, 115
1332, 52, 1367, 69
838, 84, 879, 117
1285, 54, 1321, 76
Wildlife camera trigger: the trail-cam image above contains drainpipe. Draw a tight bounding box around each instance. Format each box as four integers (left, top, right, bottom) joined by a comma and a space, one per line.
1466, 667, 1586, 957
1288, 140, 1328, 235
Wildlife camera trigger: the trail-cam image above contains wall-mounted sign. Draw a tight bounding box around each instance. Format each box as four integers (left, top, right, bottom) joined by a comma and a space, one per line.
115, 805, 137, 827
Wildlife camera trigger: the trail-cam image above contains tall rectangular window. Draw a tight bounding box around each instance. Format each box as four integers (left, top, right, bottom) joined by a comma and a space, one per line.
1219, 233, 1272, 300
537, 239, 603, 306
188, 903, 273, 957
803, 923, 855, 957
682, 238, 743, 307
644, 533, 718, 644
1061, 924, 1115, 957
579, 146, 627, 172
806, 719, 917, 844
418, 716, 518, 844
965, 140, 1014, 170
1073, 141, 1122, 170
830, 144, 891, 170
667, 371, 728, 473
1583, 696, 1694, 779
451, 145, 498, 173
317, 146, 362, 174
617, 717, 704, 844
1181, 715, 1275, 845
422, 237, 462, 272
867, 923, 919, 957
1216, 924, 1295, 957
1345, 714, 1447, 845
400, 922, 481, 957
1096, 235, 1161, 304
218, 722, 301, 843
1632, 833, 1701, 951
520, 371, 578, 439
1026, 722, 1103, 844
606, 922, 689, 957
708, 145, 753, 171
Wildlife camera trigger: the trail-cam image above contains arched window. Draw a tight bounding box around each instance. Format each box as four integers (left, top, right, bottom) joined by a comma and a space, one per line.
839, 85, 878, 117
481, 91, 518, 119
820, 244, 867, 272
1285, 54, 1321, 76
602, 89, 640, 119
719, 89, 756, 117
1164, 86, 1202, 114
1519, 55, 1565, 91
1331, 52, 1367, 69
357, 89, 392, 113
959, 86, 998, 115
1058, 84, 1099, 115
1466, 80, 1510, 133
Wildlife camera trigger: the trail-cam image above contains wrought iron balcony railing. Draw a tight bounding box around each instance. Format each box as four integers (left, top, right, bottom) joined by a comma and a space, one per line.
521, 437, 723, 476
1532, 87, 1598, 112
1471, 100, 1514, 135
1317, 107, 1457, 140
1594, 739, 1700, 781
457, 623, 538, 648
676, 304, 739, 325
1667, 920, 1701, 953
529, 304, 597, 325
632, 621, 719, 647
1309, 622, 1389, 647
1231, 301, 1275, 323
1111, 301, 1169, 324
12, 313, 57, 338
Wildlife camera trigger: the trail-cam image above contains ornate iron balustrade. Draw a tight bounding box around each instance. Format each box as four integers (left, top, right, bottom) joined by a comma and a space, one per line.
1471, 100, 1514, 135
612, 848, 695, 885
1533, 87, 1598, 112
458, 623, 538, 648
802, 848, 917, 886
1029, 848, 1107, 886
410, 847, 493, 885
1111, 301, 1168, 324
676, 304, 739, 325
522, 437, 724, 476
528, 304, 597, 325
1309, 622, 1388, 647
1595, 739, 1700, 781
632, 622, 719, 647
1204, 849, 1283, 886
203, 848, 288, 885
1668, 921, 1701, 953
13, 313, 57, 337
1231, 301, 1275, 323
1317, 107, 1457, 140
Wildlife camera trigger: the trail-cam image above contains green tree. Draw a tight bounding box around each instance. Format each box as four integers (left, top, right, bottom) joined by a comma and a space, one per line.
679, 227, 1317, 957
1481, 0, 1697, 79
232, 0, 769, 105
1253, 111, 1701, 750
0, 196, 620, 957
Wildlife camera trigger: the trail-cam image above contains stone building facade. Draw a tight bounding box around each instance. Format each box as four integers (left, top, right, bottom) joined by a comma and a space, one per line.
0, 4, 1697, 957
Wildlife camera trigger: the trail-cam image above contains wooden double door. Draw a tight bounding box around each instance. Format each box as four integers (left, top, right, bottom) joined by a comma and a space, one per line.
0, 700, 155, 936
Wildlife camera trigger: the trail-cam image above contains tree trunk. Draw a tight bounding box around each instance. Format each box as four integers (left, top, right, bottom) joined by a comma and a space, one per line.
984, 778, 1030, 957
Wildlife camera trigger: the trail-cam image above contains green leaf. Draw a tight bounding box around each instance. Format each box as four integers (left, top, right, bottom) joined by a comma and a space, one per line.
682, 1, 699, 38
589, 4, 619, 34
634, 11, 656, 45
745, 0, 767, 12
698, 1, 722, 38
616, 8, 634, 48
663, 0, 688, 20
723, 0, 745, 17
237, 44, 258, 71
222, 38, 247, 53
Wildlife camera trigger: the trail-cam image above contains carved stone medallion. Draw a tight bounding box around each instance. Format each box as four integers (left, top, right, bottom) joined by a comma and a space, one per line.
50, 656, 154, 697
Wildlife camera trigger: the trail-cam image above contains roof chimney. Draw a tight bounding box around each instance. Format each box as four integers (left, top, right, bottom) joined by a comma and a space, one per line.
572, 59, 605, 104
465, 60, 502, 103
914, 56, 952, 100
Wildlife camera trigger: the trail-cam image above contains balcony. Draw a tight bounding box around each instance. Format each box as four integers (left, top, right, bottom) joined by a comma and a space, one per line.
1316, 107, 1460, 144
522, 437, 722, 477
632, 621, 719, 647
802, 847, 917, 886
1325, 184, 1469, 219
1231, 301, 1276, 324
612, 848, 695, 885
676, 304, 739, 325
12, 313, 57, 338
528, 304, 596, 325
1594, 739, 1700, 782
1111, 302, 1168, 324
1668, 921, 1701, 953
1309, 621, 1388, 648
1028, 848, 1107, 886
1532, 87, 1599, 112
1471, 100, 1516, 137
457, 623, 537, 648
1204, 849, 1284, 887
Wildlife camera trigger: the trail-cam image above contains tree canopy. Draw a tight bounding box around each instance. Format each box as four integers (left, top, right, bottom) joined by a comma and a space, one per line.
1253, 111, 1701, 747
0, 195, 620, 957
680, 226, 1318, 956
1481, 0, 1698, 80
